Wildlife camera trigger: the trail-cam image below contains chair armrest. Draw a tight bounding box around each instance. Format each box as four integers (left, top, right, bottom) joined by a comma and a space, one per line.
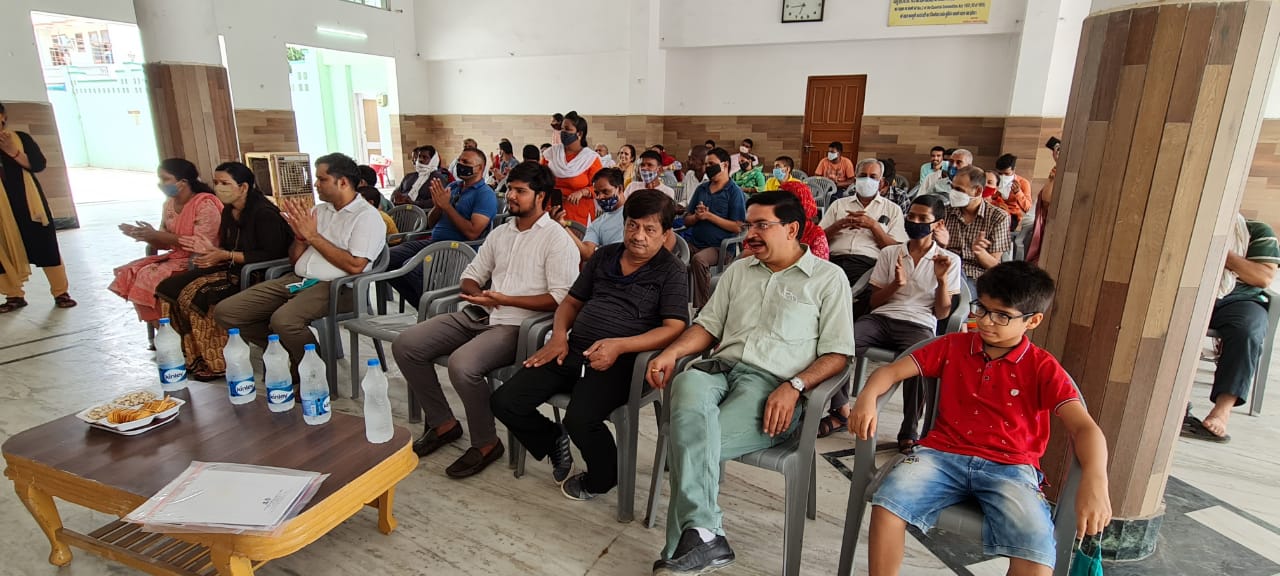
850, 269, 873, 297
265, 263, 293, 280
403, 231, 433, 243
417, 286, 461, 322
515, 312, 555, 363
794, 364, 852, 453
352, 244, 440, 313
427, 293, 466, 319
329, 250, 392, 317
240, 258, 291, 291
715, 232, 746, 272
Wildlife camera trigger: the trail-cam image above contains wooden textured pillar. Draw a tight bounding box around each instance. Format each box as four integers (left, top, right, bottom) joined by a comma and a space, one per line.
134, 0, 238, 176
1035, 0, 1279, 559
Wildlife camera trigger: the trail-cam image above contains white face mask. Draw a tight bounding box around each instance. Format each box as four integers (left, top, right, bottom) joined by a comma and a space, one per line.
739, 146, 750, 155
827, 151, 839, 162
414, 161, 431, 174
854, 177, 879, 198
996, 174, 1014, 199
948, 190, 974, 208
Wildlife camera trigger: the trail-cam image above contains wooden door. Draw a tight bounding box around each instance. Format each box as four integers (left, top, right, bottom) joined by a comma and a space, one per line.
361, 99, 381, 158
801, 75, 866, 174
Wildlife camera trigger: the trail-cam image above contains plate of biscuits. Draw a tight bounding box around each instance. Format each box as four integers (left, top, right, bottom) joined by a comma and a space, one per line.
77, 390, 185, 435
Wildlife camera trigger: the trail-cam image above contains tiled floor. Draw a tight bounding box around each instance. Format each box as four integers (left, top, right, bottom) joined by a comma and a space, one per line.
0, 187, 1276, 575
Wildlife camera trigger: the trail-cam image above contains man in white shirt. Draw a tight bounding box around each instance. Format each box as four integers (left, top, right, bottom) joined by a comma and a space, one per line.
623, 149, 676, 201
595, 144, 617, 168
392, 161, 580, 479
215, 153, 386, 381
818, 195, 962, 448
819, 158, 907, 289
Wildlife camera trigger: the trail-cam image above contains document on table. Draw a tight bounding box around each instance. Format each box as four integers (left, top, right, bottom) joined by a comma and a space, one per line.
149, 469, 317, 527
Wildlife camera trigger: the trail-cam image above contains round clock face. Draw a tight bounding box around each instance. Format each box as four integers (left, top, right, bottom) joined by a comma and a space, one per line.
783, 0, 824, 22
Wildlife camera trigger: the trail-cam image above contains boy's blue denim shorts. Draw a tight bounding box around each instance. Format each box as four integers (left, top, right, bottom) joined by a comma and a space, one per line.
871, 447, 1057, 568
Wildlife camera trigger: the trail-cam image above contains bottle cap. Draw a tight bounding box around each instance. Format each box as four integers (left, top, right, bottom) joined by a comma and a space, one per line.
228, 328, 240, 336
367, 359, 380, 367
304, 343, 317, 351
158, 318, 170, 325
268, 334, 280, 342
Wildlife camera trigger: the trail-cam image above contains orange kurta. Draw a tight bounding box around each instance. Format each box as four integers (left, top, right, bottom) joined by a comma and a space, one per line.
544, 153, 601, 226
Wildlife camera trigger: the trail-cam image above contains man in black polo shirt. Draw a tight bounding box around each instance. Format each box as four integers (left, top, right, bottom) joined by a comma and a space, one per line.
492, 189, 689, 500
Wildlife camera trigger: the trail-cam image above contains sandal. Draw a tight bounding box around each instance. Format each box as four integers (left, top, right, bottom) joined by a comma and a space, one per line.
53, 293, 77, 308
1180, 418, 1230, 443
817, 409, 849, 438
0, 297, 28, 313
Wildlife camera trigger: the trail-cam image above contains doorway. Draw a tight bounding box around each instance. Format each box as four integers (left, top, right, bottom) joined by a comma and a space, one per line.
801, 75, 866, 174
286, 45, 397, 181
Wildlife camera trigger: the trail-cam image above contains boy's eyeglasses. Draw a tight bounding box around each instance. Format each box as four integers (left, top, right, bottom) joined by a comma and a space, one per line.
970, 300, 1036, 327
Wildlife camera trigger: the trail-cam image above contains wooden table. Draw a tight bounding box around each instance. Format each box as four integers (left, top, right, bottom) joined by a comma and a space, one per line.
2, 383, 416, 576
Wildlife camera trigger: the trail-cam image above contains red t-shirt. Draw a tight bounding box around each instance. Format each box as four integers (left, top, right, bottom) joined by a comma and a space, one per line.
910, 332, 1079, 467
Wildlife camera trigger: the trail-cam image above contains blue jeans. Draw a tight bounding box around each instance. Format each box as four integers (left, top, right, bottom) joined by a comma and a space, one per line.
872, 447, 1057, 568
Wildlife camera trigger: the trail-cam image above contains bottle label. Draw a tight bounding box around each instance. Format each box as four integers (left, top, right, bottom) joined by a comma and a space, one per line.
229, 377, 255, 397
159, 365, 187, 384
302, 394, 330, 417
266, 382, 294, 404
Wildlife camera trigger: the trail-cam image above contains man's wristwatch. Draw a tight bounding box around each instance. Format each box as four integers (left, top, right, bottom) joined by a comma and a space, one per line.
788, 376, 806, 393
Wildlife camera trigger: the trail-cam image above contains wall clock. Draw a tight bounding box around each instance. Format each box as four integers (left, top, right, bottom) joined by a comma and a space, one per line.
782, 0, 824, 23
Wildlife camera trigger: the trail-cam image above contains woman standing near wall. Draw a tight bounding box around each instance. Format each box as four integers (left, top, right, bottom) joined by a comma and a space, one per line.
542, 111, 601, 226
0, 101, 76, 312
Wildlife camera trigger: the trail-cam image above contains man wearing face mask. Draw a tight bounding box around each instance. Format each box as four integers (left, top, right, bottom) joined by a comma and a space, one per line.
989, 153, 1033, 230
819, 159, 907, 292
728, 138, 755, 177
566, 168, 627, 262
815, 141, 856, 191
392, 145, 453, 211
685, 148, 747, 309
818, 195, 962, 447
623, 150, 676, 202
942, 165, 1012, 296
917, 148, 973, 201
595, 144, 616, 168
763, 156, 802, 191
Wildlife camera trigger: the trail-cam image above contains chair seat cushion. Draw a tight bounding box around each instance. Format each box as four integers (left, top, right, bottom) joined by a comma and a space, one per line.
344, 313, 419, 341
934, 501, 985, 537
735, 434, 798, 472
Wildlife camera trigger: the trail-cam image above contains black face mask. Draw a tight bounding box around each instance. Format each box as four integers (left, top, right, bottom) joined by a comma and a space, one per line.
456, 163, 475, 179
705, 162, 723, 179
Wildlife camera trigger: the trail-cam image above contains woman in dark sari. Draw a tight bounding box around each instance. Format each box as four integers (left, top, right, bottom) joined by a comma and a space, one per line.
156, 161, 291, 380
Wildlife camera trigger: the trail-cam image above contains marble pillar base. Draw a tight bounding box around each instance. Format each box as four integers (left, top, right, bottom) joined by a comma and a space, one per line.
1099, 505, 1164, 561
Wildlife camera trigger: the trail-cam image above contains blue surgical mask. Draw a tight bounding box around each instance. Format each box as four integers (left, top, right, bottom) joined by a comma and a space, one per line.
773, 168, 786, 182
560, 131, 578, 147
159, 183, 179, 198
947, 164, 958, 179
597, 196, 619, 213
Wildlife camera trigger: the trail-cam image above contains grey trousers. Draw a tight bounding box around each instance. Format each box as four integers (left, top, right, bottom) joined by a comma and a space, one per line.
213, 273, 349, 383
391, 311, 520, 447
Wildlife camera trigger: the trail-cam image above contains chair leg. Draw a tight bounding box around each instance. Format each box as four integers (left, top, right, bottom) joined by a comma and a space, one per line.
836, 440, 876, 576
319, 319, 339, 398
373, 340, 388, 371
781, 462, 811, 576
615, 410, 638, 523
807, 457, 817, 520
406, 383, 422, 424
349, 331, 362, 400
645, 405, 667, 529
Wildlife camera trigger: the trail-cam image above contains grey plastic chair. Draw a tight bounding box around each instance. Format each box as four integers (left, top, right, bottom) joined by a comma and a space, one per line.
671, 235, 691, 267
343, 241, 477, 417
836, 338, 1085, 576
1205, 287, 1279, 415
804, 176, 837, 210
386, 204, 427, 246
238, 257, 291, 291
645, 362, 853, 576
851, 279, 971, 392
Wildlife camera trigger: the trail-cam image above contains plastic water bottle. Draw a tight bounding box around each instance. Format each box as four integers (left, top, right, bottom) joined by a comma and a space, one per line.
299, 344, 330, 425
155, 318, 188, 392
223, 329, 256, 404
361, 359, 393, 443
263, 335, 295, 412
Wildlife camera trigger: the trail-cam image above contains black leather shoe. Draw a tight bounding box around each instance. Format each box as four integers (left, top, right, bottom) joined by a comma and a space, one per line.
652, 529, 735, 575
445, 441, 505, 478
549, 432, 574, 485
412, 424, 463, 457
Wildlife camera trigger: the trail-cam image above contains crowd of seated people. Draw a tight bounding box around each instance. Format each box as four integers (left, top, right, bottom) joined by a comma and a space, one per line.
99, 106, 1280, 576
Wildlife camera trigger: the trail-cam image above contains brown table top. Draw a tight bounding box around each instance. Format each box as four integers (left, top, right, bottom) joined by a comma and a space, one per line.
1, 382, 411, 512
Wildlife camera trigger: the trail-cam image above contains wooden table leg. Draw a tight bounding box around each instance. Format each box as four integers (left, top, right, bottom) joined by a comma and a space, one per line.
375, 487, 397, 535
210, 547, 254, 575
12, 478, 72, 566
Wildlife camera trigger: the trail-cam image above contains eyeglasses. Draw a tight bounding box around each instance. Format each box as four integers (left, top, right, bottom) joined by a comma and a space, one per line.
970, 300, 1036, 327
744, 221, 785, 232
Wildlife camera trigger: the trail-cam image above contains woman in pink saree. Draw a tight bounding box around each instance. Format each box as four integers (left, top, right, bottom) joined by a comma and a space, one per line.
109, 158, 222, 322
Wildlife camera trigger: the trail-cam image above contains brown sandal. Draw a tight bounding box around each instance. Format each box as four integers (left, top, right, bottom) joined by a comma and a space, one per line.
0, 297, 28, 313
53, 293, 77, 308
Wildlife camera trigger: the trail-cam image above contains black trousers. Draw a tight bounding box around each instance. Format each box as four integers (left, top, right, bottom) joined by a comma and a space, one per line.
491, 352, 638, 493
830, 253, 878, 317
1208, 298, 1269, 405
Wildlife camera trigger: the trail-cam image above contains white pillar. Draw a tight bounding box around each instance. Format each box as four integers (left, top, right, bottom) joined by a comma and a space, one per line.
1008, 0, 1090, 117
132, 0, 221, 65
627, 0, 665, 116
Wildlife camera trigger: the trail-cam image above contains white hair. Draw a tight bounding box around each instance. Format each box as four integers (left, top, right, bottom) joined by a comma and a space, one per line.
951, 149, 974, 163
856, 158, 884, 174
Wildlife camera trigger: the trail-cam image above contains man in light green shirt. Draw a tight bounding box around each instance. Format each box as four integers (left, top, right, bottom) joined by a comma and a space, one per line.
647, 191, 855, 575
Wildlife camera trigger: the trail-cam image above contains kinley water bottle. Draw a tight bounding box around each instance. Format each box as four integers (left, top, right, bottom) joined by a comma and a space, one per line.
361, 359, 393, 443
155, 318, 188, 392
263, 335, 295, 412
299, 344, 330, 425
224, 328, 256, 404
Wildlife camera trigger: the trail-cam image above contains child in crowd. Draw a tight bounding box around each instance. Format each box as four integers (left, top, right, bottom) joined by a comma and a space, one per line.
850, 261, 1112, 576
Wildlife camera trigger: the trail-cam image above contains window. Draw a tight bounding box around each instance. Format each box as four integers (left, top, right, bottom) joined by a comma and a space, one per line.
90, 29, 113, 64
74, 33, 85, 52
50, 34, 72, 65
340, 0, 389, 9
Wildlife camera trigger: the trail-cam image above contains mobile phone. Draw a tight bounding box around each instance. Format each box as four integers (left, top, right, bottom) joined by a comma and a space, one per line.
1045, 136, 1061, 151
462, 304, 490, 324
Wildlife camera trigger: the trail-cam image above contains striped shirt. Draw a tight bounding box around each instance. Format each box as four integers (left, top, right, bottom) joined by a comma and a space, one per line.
461, 213, 580, 326
943, 201, 1012, 279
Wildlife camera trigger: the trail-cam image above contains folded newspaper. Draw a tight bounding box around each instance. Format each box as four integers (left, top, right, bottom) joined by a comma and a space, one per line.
125, 461, 328, 535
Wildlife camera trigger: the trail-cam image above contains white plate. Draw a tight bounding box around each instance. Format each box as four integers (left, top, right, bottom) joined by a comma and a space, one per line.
77, 396, 186, 432
89, 411, 180, 436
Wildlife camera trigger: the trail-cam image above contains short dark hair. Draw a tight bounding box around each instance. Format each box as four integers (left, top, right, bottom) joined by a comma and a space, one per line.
419, 145, 437, 160
522, 144, 541, 161
499, 140, 513, 155
0, 101, 6, 115
976, 261, 1056, 315
358, 185, 383, 207
593, 167, 624, 188
623, 189, 676, 231
707, 147, 730, 164
828, 141, 843, 152
553, 112, 564, 122
774, 156, 794, 170
746, 191, 806, 237
507, 161, 558, 209
930, 145, 946, 154
639, 150, 663, 165
540, 143, 552, 150
159, 158, 214, 195
704, 139, 716, 147
741, 138, 754, 148
910, 194, 946, 222
996, 154, 1017, 171
316, 153, 361, 189
462, 147, 487, 169
650, 144, 665, 152
358, 165, 377, 187
944, 148, 956, 156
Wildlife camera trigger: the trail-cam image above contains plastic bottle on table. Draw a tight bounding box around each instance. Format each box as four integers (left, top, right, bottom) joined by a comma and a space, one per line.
155, 318, 188, 392
224, 328, 256, 404
299, 344, 330, 425
263, 335, 295, 412
361, 359, 393, 443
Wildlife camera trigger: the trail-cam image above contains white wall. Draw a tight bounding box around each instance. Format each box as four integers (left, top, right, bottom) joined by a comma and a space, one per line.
664, 34, 1020, 116
1266, 56, 1280, 119
0, 0, 137, 103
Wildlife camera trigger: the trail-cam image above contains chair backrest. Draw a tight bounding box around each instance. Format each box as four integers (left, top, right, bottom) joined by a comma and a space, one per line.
793, 169, 807, 180
804, 176, 836, 200
389, 204, 427, 234
567, 221, 588, 240
420, 241, 478, 294
672, 235, 691, 266
941, 279, 971, 335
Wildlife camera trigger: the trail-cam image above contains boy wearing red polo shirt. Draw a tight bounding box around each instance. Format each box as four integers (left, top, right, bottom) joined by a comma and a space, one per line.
850, 261, 1112, 576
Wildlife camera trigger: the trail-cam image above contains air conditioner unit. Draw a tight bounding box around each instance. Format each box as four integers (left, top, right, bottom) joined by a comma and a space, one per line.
244, 152, 314, 210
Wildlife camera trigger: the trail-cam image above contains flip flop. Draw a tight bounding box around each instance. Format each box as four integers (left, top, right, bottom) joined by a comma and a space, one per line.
1180, 419, 1230, 443
817, 410, 848, 438
0, 297, 28, 313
